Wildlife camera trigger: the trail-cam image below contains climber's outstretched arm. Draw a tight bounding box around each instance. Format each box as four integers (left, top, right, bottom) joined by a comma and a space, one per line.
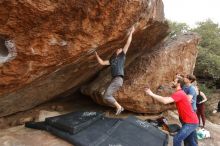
123, 26, 135, 54
95, 51, 110, 65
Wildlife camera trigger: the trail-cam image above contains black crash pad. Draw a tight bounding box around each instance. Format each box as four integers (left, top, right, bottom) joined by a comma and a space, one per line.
101, 116, 168, 146
45, 111, 103, 134
25, 111, 168, 146
47, 117, 119, 146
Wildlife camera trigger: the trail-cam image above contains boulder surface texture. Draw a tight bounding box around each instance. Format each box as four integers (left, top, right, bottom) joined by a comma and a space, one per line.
0, 0, 199, 116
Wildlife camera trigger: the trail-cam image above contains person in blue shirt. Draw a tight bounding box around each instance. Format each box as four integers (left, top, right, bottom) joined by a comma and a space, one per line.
182, 74, 197, 112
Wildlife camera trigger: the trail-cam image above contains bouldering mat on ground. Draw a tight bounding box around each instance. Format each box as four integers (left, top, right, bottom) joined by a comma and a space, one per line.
98, 116, 168, 146
25, 111, 168, 146
47, 117, 119, 146
25, 121, 48, 131
45, 111, 103, 134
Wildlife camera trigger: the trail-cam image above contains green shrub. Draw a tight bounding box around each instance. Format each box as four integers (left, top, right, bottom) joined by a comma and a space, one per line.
195, 47, 220, 80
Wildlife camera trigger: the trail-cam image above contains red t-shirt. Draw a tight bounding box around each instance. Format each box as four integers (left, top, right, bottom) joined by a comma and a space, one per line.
171, 90, 199, 124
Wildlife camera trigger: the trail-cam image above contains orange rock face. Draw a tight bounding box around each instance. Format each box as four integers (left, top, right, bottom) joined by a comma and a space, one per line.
0, 0, 168, 117
0, 0, 198, 116
82, 33, 200, 113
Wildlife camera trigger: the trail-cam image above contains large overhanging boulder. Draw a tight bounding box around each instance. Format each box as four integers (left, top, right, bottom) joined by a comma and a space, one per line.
81, 33, 200, 113
0, 0, 168, 117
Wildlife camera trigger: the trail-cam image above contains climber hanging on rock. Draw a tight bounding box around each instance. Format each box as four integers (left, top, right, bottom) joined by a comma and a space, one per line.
94, 26, 135, 115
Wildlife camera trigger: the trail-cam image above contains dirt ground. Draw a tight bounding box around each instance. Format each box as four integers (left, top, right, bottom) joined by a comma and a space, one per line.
0, 91, 219, 146
205, 90, 220, 125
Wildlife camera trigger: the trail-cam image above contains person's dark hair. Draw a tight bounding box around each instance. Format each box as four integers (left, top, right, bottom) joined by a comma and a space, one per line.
186, 74, 196, 83
177, 77, 185, 88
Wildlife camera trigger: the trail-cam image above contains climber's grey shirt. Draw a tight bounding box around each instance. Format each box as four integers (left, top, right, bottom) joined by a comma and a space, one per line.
110, 51, 126, 77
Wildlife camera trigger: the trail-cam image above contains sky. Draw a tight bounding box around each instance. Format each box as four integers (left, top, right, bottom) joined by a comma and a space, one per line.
163, 0, 220, 27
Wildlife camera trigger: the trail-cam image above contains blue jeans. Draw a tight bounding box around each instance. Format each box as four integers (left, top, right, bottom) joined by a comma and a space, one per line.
173, 123, 198, 146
